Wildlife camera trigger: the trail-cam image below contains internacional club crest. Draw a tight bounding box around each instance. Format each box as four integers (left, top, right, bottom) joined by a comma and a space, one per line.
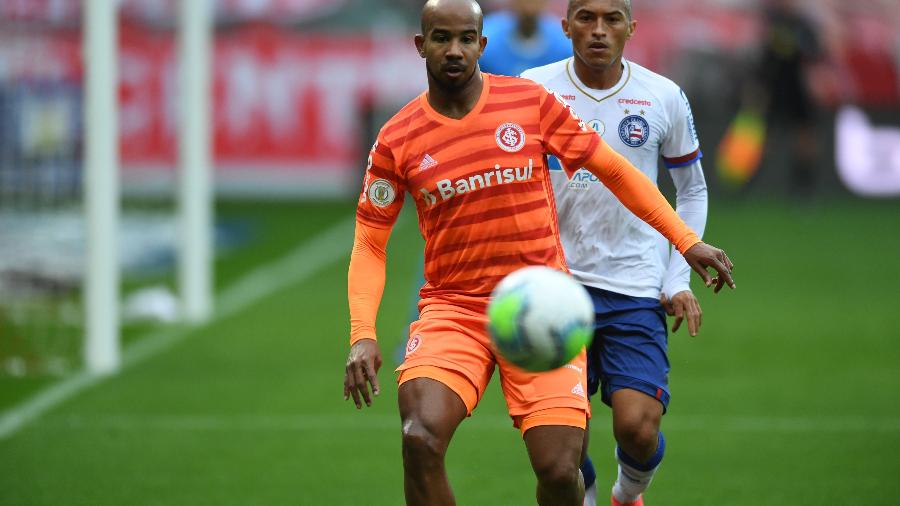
405, 334, 422, 356
618, 115, 650, 147
367, 178, 396, 208
495, 122, 526, 152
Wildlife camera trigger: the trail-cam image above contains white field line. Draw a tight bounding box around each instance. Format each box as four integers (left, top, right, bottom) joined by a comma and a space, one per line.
0, 214, 358, 441
32, 413, 900, 434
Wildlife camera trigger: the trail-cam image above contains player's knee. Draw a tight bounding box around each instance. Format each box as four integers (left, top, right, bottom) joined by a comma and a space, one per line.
614, 412, 660, 455
401, 417, 447, 465
532, 457, 581, 491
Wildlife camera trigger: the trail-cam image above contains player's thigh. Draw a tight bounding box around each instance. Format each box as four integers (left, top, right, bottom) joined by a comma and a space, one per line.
595, 304, 670, 410
398, 376, 468, 449
610, 387, 663, 435
397, 305, 496, 414
497, 350, 590, 434
523, 424, 585, 476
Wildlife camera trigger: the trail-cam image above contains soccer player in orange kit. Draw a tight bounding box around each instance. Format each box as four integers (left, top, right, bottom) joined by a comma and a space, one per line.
343, 1, 735, 504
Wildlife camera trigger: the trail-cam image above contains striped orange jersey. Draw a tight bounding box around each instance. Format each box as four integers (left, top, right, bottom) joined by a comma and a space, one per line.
356, 73, 598, 309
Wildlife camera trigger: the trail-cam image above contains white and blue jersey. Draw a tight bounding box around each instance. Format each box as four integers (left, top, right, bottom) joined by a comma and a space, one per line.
521, 58, 707, 300
522, 58, 708, 406
479, 11, 572, 77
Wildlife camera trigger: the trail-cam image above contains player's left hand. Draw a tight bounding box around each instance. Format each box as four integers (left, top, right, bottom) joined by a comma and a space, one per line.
683, 242, 735, 293
660, 290, 702, 336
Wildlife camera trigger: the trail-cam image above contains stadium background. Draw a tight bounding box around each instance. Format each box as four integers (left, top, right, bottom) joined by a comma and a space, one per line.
1, 0, 899, 504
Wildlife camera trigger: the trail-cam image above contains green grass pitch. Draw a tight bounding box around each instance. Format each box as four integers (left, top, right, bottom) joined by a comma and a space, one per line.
1, 197, 899, 505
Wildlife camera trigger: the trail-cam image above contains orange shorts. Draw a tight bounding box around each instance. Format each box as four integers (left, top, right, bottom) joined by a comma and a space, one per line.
396, 303, 590, 434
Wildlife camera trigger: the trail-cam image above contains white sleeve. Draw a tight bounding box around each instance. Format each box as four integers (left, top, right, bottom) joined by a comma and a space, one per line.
661, 159, 708, 299
660, 87, 701, 163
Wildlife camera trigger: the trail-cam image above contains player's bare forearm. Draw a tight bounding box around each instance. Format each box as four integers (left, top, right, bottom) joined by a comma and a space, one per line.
344, 338, 382, 409
683, 242, 735, 293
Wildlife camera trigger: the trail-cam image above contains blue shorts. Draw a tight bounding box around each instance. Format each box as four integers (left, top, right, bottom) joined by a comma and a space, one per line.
584, 286, 670, 410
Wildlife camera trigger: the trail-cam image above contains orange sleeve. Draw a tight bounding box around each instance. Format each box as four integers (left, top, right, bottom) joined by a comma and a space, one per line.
348, 219, 393, 346
584, 142, 701, 254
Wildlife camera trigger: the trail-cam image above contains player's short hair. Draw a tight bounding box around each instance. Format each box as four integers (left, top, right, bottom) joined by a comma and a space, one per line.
421, 0, 485, 35
567, 0, 632, 21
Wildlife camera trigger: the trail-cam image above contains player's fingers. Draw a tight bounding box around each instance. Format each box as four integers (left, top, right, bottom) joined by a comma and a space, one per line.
695, 299, 703, 331
366, 362, 380, 396
690, 260, 713, 287
354, 364, 371, 407
714, 274, 726, 293
687, 304, 700, 337
672, 315, 683, 333
347, 366, 363, 409
716, 259, 736, 290
673, 301, 685, 332
343, 375, 351, 401
723, 252, 734, 272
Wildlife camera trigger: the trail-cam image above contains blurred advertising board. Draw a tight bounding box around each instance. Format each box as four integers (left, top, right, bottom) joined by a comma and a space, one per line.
0, 22, 424, 197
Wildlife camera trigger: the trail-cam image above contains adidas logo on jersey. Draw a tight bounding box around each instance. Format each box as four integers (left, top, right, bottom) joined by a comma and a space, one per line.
419, 154, 438, 171
572, 382, 586, 398
418, 158, 535, 206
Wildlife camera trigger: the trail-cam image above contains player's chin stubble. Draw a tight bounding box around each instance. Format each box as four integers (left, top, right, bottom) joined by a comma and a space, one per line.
426, 64, 477, 93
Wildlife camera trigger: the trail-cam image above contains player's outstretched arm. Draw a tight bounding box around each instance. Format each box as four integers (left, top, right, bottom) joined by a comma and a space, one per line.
345, 220, 392, 409
580, 142, 736, 293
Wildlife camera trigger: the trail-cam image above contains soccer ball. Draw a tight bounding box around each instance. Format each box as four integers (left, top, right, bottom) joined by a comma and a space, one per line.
487, 266, 594, 372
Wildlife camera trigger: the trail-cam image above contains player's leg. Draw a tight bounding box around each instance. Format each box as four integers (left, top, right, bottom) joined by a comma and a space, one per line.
498, 346, 590, 505
524, 422, 586, 505
609, 389, 664, 506
594, 289, 670, 505
580, 327, 604, 506
395, 304, 495, 505
398, 375, 468, 506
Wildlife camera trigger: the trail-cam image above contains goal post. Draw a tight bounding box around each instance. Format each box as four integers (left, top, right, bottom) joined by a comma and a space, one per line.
178, 0, 214, 324
83, 0, 120, 374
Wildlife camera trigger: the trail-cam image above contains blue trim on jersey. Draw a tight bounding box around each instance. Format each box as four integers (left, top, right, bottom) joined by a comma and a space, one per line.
664, 150, 703, 169
547, 154, 564, 171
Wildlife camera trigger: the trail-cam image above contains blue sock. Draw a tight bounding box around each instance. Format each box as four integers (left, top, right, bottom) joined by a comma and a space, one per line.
616, 431, 666, 472
581, 454, 597, 488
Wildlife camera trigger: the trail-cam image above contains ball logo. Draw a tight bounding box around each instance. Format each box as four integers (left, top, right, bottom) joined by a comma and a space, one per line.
405, 335, 422, 356
495, 122, 526, 152
367, 179, 395, 208
618, 115, 650, 147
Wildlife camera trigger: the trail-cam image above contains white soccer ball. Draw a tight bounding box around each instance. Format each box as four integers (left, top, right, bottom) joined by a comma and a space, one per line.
487, 266, 594, 372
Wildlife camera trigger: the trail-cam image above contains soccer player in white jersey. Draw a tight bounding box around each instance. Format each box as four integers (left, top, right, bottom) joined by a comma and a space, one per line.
521, 1, 710, 505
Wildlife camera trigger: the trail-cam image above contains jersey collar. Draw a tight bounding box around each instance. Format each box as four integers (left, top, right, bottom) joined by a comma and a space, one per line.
565, 58, 631, 103
419, 73, 491, 126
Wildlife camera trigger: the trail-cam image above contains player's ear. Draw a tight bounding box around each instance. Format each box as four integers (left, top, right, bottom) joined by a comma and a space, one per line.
479, 35, 487, 55
626, 19, 637, 40
561, 18, 570, 38
414, 34, 426, 57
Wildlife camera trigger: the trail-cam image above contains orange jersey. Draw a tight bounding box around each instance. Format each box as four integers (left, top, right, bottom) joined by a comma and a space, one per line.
356, 73, 598, 308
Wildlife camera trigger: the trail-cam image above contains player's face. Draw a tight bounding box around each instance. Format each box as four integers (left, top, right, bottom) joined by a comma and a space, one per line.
415, 9, 487, 91
563, 0, 636, 71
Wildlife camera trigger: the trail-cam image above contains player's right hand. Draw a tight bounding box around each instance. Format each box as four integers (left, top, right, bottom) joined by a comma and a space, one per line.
683, 242, 735, 293
344, 338, 382, 409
